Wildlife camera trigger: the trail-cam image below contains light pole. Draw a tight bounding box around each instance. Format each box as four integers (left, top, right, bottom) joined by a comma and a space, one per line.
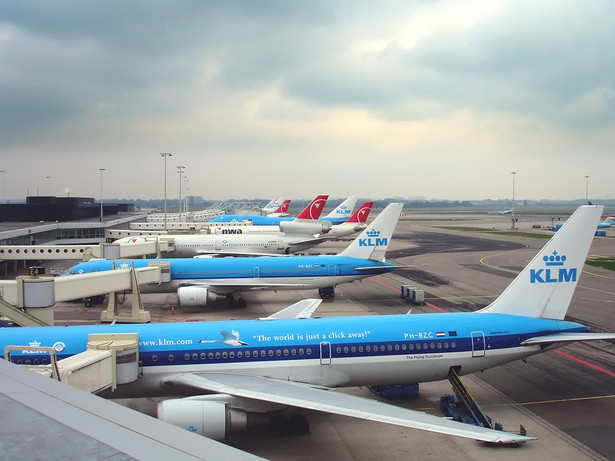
161, 153, 172, 230
585, 175, 590, 204
99, 168, 106, 222
184, 177, 189, 216
511, 171, 517, 229
0, 170, 5, 204
46, 176, 52, 195
177, 165, 185, 222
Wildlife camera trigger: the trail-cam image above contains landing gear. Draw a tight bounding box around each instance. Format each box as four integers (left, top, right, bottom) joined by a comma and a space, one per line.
226, 292, 247, 308
269, 414, 310, 436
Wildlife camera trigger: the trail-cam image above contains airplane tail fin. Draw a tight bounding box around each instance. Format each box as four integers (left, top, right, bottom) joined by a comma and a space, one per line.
347, 201, 374, 224
295, 195, 329, 220
479, 204, 603, 320
323, 196, 358, 221
339, 203, 403, 261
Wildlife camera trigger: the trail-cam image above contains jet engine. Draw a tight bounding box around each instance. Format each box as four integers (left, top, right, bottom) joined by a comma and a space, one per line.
158, 398, 247, 440
177, 287, 217, 307
279, 220, 331, 235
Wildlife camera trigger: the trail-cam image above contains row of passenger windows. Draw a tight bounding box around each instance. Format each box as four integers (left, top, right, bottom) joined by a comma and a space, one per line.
336, 341, 456, 354
151, 347, 315, 363
148, 341, 458, 364
174, 268, 322, 276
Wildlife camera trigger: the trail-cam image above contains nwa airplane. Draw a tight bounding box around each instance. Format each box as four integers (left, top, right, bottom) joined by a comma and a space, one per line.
65, 203, 403, 308
210, 196, 357, 226
264, 199, 291, 217
4, 205, 612, 447
113, 232, 326, 258
261, 197, 286, 215
323, 200, 373, 238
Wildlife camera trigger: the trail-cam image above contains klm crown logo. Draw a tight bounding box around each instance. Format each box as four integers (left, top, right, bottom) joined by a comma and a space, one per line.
530, 251, 577, 284
336, 205, 351, 215
359, 228, 388, 247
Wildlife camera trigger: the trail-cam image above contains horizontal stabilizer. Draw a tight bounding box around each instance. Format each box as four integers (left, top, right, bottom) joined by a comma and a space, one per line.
521, 332, 615, 346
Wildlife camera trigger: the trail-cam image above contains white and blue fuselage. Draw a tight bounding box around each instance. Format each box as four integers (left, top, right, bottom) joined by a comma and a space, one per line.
0, 313, 588, 396
66, 256, 396, 294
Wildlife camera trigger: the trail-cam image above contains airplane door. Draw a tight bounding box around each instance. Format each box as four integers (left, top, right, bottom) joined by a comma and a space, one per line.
253, 267, 260, 278
471, 331, 485, 357
215, 240, 222, 251
277, 240, 284, 250
320, 341, 331, 365
328, 264, 337, 276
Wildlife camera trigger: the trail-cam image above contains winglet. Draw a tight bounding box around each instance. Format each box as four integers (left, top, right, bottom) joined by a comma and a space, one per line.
338, 203, 403, 261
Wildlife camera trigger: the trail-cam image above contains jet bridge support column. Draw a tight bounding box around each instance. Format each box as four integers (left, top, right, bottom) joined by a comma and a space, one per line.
100, 265, 151, 324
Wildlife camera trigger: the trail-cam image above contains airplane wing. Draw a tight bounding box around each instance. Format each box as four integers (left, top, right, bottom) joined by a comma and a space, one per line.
260, 299, 322, 320
521, 332, 615, 346
164, 373, 534, 445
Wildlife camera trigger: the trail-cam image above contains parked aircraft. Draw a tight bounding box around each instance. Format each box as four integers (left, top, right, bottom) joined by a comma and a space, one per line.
114, 230, 326, 258
5, 205, 611, 447
323, 201, 373, 238
209, 196, 357, 226
265, 199, 291, 217
65, 203, 403, 307
261, 197, 285, 214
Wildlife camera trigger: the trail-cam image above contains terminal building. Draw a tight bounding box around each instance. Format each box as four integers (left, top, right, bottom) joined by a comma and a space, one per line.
0, 196, 145, 276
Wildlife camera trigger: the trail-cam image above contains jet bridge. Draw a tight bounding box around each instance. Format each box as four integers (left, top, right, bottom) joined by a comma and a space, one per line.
4, 332, 139, 394
0, 240, 169, 261
0, 264, 164, 325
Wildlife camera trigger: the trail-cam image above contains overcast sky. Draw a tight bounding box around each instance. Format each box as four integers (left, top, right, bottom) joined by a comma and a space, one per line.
1, 1, 614, 203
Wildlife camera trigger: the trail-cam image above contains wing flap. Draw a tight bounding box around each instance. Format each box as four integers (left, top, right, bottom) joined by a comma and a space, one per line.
166, 373, 534, 444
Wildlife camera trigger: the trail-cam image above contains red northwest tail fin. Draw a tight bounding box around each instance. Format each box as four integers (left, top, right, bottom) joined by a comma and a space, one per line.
295, 195, 329, 220
274, 200, 291, 214
347, 201, 374, 223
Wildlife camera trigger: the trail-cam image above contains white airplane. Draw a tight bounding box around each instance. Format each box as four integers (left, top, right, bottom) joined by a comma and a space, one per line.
323, 201, 373, 238
265, 199, 291, 217
114, 231, 326, 258
5, 205, 613, 449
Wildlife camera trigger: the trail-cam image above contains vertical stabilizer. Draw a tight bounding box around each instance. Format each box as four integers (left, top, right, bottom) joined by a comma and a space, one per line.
295, 195, 329, 220
323, 196, 358, 221
338, 203, 403, 261
347, 201, 374, 224
479, 205, 603, 319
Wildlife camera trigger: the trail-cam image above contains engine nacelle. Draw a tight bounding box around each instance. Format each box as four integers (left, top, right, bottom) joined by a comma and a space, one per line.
279, 220, 331, 235
177, 287, 217, 307
158, 399, 247, 440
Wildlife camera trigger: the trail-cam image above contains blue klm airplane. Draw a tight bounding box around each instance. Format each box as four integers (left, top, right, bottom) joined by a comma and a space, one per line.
2, 205, 613, 448
65, 202, 403, 307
